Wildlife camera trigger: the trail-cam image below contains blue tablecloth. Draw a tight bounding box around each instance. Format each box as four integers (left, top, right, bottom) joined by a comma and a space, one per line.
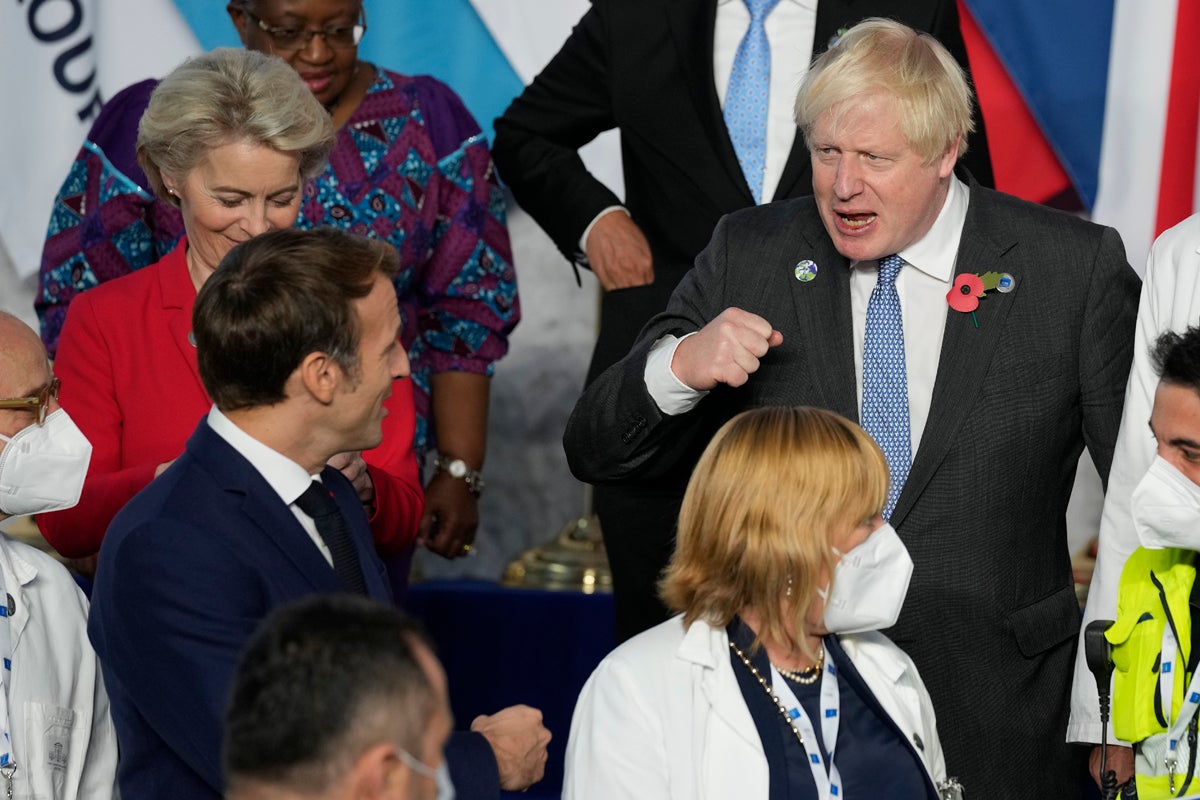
406, 579, 616, 800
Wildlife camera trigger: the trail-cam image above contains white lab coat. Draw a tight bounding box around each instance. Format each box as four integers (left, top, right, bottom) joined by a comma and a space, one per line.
563, 615, 947, 799
1069, 213, 1200, 745
0, 535, 117, 800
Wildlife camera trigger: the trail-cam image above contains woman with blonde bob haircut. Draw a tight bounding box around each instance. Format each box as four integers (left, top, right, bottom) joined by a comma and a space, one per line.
564, 407, 962, 799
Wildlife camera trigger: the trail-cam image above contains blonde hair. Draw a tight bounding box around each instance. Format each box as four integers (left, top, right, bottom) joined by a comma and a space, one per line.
659, 406, 888, 659
794, 17, 974, 165
137, 48, 335, 204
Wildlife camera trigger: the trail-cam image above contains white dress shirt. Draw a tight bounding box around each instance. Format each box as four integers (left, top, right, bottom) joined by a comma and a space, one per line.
207, 407, 333, 567
848, 176, 966, 452
646, 176, 969, 456
581, 0, 818, 251
713, 0, 817, 203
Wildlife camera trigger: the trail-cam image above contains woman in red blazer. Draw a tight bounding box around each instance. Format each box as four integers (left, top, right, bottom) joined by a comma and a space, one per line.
38, 48, 423, 566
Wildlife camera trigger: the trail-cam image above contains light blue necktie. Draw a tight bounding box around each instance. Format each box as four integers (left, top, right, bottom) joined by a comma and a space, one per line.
724, 0, 782, 204
862, 255, 912, 521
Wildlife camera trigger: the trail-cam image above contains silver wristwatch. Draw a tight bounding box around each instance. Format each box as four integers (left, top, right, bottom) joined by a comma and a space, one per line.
432, 455, 485, 497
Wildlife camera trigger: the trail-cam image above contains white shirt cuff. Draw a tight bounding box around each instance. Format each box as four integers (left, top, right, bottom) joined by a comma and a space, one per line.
644, 333, 708, 416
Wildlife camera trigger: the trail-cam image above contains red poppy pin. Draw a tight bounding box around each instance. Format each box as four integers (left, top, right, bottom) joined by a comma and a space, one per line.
947, 271, 1015, 328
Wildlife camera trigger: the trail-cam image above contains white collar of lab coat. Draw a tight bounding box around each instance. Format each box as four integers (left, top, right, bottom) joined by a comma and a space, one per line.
675, 617, 764, 750
0, 536, 35, 657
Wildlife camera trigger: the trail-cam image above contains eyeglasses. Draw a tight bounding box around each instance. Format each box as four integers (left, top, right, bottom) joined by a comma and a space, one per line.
0, 377, 60, 426
244, 8, 366, 52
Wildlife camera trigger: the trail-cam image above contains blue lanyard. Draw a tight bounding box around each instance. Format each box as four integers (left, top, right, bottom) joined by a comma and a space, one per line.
1161, 623, 1200, 790
771, 659, 843, 799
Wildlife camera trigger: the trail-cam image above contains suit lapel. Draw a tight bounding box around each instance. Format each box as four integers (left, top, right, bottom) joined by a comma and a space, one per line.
786, 211, 858, 421
158, 243, 208, 401
240, 493, 347, 592
769, 0, 847, 203
668, 0, 756, 205
890, 186, 1020, 526
812, 0, 862, 55
188, 422, 347, 593
771, 138, 813, 202
679, 624, 762, 751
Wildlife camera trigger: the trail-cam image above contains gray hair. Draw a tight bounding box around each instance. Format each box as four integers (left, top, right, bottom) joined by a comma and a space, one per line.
794, 17, 974, 165
136, 47, 335, 203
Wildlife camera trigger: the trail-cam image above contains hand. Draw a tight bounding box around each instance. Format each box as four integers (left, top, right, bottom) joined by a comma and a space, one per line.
67, 554, 99, 583
327, 451, 375, 513
585, 210, 654, 291
1089, 743, 1135, 791
154, 458, 176, 478
418, 471, 479, 558
671, 307, 783, 391
470, 705, 551, 791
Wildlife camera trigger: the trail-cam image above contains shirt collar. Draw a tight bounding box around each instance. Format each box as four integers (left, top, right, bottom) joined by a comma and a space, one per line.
206, 407, 318, 507
850, 174, 968, 283
717, 0, 808, 7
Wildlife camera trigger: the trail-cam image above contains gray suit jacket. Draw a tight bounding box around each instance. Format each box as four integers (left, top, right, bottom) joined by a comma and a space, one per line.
564, 180, 1140, 798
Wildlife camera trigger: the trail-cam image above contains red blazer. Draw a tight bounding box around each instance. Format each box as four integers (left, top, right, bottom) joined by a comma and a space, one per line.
39, 240, 423, 558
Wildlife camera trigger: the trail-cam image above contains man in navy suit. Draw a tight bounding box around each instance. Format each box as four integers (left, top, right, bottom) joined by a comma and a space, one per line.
88, 228, 548, 800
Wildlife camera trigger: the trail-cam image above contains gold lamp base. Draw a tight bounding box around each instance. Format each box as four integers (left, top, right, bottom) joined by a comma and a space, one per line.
502, 514, 612, 594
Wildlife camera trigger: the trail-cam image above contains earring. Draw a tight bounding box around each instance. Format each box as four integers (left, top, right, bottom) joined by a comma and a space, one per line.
786, 575, 794, 598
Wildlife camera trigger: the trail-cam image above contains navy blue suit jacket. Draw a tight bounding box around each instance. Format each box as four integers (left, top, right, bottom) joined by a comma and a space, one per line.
88, 418, 497, 799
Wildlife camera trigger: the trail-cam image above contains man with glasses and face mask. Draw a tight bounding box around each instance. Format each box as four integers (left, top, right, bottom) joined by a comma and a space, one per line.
0, 312, 117, 799
225, 594, 454, 800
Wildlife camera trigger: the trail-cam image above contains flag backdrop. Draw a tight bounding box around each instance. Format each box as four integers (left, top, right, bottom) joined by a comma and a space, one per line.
963, 0, 1200, 271
0, 0, 199, 278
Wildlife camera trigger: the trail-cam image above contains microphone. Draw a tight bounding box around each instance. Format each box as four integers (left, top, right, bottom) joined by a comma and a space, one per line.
1085, 620, 1122, 800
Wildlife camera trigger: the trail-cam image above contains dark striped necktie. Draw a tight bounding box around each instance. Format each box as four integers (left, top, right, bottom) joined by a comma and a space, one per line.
294, 480, 367, 594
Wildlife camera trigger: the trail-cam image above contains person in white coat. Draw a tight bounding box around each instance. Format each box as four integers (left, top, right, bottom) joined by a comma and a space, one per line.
0, 311, 118, 799
1071, 213, 1200, 790
1070, 214, 1200, 790
564, 406, 962, 799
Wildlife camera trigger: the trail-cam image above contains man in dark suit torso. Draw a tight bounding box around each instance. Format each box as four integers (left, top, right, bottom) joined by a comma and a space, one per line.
87, 229, 547, 800
564, 19, 1139, 798
493, 0, 993, 639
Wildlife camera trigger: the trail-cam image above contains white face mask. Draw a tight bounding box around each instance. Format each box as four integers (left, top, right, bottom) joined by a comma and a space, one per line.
0, 409, 92, 517
1131, 455, 1200, 550
433, 761, 455, 800
820, 522, 914, 634
399, 748, 455, 800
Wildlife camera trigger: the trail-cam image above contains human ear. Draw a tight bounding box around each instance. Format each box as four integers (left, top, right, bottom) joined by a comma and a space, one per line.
297, 352, 340, 405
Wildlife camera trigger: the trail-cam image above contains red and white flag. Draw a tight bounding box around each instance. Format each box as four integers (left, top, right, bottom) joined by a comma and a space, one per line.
1092, 0, 1200, 271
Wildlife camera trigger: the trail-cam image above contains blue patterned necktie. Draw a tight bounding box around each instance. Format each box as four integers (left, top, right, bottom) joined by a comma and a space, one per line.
862, 255, 912, 520
724, 0, 783, 204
